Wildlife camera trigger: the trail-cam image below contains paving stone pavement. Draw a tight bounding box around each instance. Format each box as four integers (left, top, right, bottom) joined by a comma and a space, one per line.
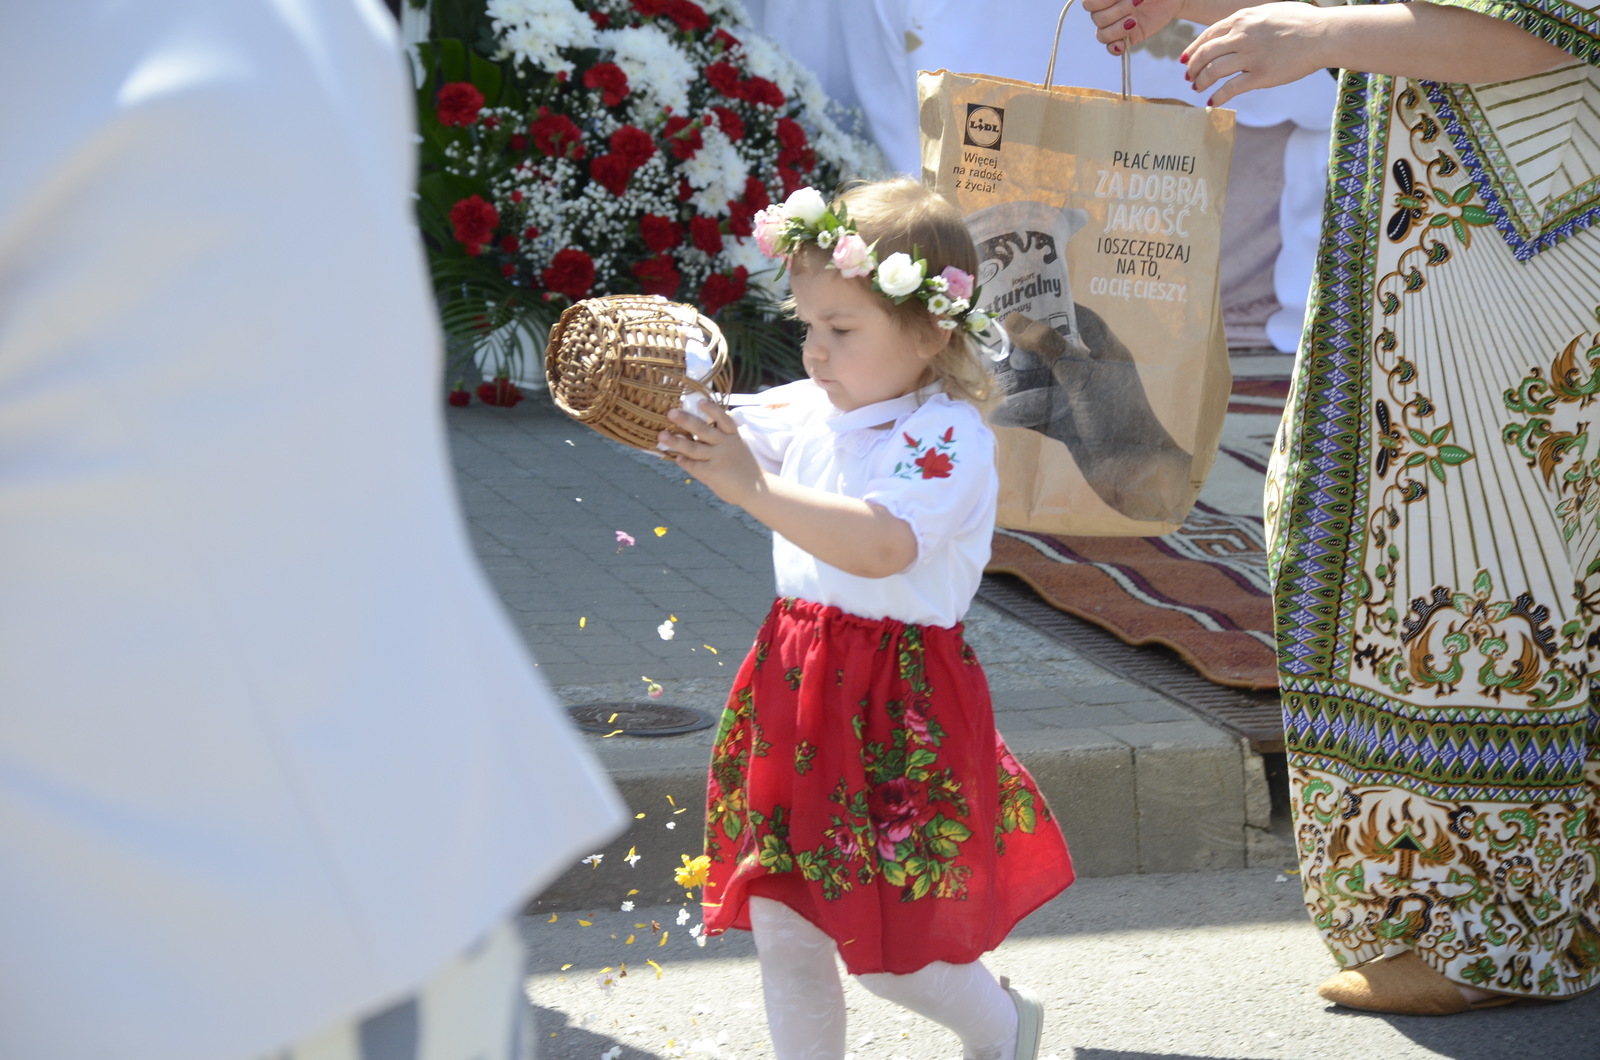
446, 353, 1296, 908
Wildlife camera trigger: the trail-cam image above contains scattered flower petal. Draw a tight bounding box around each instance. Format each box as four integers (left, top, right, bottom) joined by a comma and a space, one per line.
621, 901, 635, 912
703, 644, 718, 654
582, 854, 604, 868
603, 729, 624, 738
676, 907, 691, 926
647, 959, 664, 980
578, 919, 593, 927
579, 616, 586, 628
658, 931, 669, 947
666, 821, 676, 829
625, 847, 641, 867
654, 527, 668, 537
658, 620, 676, 641
616, 530, 636, 549
547, 914, 558, 923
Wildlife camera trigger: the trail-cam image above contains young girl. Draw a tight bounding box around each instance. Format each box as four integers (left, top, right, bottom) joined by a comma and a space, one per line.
658, 178, 1074, 1060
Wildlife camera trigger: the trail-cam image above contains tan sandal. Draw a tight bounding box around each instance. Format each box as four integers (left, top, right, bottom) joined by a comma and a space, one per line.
1317, 952, 1519, 1016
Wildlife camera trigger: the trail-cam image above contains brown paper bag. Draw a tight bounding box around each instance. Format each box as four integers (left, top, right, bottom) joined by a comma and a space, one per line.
918, 27, 1235, 536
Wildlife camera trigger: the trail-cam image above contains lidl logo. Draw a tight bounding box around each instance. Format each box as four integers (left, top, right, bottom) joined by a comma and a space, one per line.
963, 104, 1004, 149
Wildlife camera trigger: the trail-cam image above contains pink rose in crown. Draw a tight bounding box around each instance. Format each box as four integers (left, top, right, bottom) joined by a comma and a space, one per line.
940, 265, 975, 301
831, 232, 875, 278
753, 205, 786, 258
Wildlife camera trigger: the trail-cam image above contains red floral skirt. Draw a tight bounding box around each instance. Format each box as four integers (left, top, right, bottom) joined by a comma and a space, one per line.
702, 597, 1074, 975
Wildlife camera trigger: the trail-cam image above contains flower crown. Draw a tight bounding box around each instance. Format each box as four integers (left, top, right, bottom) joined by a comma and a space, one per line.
752, 187, 993, 336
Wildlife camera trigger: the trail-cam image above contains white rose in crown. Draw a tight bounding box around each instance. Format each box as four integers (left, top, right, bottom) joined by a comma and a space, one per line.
784, 187, 828, 225
874, 253, 925, 298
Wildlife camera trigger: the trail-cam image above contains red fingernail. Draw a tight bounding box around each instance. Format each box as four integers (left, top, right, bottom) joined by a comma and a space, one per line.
1184, 70, 1191, 81
1179, 51, 1188, 62
1123, 17, 1137, 28
1111, 42, 1123, 54
1207, 97, 1216, 106
1132, 0, 1144, 6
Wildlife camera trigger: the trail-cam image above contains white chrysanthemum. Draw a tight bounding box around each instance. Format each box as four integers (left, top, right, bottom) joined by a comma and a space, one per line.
682, 128, 747, 215
927, 293, 952, 315
700, 0, 753, 24
720, 236, 787, 296
738, 34, 799, 95
602, 25, 696, 113
490, 0, 596, 75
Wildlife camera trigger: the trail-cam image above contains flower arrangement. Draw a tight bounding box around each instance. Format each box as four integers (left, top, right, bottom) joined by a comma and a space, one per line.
756, 186, 995, 336
411, 0, 882, 395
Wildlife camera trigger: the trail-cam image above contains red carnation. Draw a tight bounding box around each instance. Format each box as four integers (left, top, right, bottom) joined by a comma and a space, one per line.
711, 28, 740, 51
662, 115, 703, 160
509, 133, 528, 152
699, 266, 748, 317
632, 253, 682, 298
447, 387, 472, 407
530, 111, 584, 158
524, 225, 541, 240
914, 449, 954, 479
542, 248, 596, 302
640, 214, 683, 254
690, 215, 724, 255
776, 117, 808, 150
634, 0, 670, 14
500, 235, 518, 254
583, 62, 630, 107
726, 198, 755, 238
678, 178, 695, 202
501, 263, 516, 277
706, 61, 742, 98
589, 10, 611, 27
777, 164, 806, 197
591, 154, 634, 196
449, 195, 499, 254
664, 0, 710, 32
436, 81, 484, 126
743, 176, 770, 212
710, 105, 745, 142
477, 378, 524, 408
608, 125, 656, 169
742, 76, 785, 108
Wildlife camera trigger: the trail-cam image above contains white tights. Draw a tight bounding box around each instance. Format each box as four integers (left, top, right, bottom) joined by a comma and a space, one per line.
747, 897, 1018, 1060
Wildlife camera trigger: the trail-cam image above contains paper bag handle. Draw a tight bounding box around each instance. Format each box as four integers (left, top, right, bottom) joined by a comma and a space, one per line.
1044, 0, 1133, 100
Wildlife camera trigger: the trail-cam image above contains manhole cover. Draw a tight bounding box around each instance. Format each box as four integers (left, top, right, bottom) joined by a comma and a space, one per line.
567, 701, 715, 737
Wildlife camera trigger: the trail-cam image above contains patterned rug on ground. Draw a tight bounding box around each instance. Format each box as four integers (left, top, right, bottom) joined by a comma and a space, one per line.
984, 376, 1286, 690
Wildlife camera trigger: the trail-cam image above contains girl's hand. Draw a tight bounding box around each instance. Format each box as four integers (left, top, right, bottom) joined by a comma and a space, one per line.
1082, 0, 1188, 55
659, 401, 762, 507
1184, 3, 1331, 106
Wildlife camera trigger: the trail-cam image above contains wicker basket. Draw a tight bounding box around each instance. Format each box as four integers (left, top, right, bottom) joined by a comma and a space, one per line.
544, 294, 732, 452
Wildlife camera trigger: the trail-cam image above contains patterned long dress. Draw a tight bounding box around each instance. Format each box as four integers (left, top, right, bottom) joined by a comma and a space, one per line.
1266, 2, 1600, 998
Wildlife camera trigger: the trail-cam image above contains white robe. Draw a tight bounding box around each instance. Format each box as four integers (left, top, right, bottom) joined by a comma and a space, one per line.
0, 3, 624, 1058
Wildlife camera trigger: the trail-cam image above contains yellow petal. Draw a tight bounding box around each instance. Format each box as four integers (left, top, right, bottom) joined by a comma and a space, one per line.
579, 616, 586, 628
658, 931, 669, 947
577, 919, 592, 927
561, 963, 573, 970
547, 914, 558, 923
603, 729, 623, 738
669, 614, 678, 623
666, 795, 677, 807
635, 812, 646, 819
655, 526, 668, 536
625, 935, 635, 944
647, 959, 663, 979
627, 888, 639, 895
607, 712, 619, 724
704, 645, 718, 654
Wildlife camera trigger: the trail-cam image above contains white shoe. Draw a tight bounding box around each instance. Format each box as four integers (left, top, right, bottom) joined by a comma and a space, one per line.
999, 976, 1044, 1060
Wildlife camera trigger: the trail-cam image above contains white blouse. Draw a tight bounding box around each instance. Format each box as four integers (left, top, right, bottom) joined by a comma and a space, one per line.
730, 380, 998, 628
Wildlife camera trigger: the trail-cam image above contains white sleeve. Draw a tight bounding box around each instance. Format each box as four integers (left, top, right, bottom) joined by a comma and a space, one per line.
862, 402, 997, 572
726, 379, 826, 473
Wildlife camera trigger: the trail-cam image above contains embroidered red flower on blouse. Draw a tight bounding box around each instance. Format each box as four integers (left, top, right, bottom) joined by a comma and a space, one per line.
436, 82, 484, 126
915, 449, 954, 479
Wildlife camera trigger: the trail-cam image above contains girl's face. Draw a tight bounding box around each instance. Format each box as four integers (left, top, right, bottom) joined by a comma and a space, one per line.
790, 264, 947, 413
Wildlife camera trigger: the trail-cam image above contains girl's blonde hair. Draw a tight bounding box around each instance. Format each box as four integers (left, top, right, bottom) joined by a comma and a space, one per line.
788, 178, 994, 407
